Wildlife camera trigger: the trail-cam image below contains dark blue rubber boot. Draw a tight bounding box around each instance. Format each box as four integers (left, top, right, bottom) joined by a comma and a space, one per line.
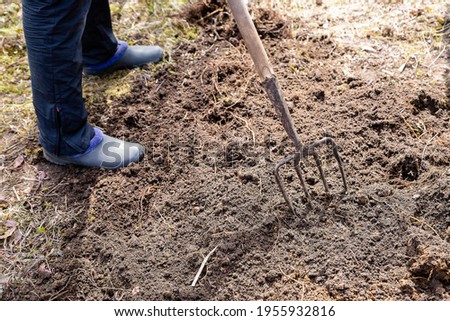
43, 128, 145, 170
84, 41, 163, 76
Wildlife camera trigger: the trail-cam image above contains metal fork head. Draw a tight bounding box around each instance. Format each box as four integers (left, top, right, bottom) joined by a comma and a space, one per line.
262, 75, 347, 216
273, 137, 348, 216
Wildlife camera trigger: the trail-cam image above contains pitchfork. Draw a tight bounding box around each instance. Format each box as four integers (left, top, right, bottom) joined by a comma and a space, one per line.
228, 0, 348, 215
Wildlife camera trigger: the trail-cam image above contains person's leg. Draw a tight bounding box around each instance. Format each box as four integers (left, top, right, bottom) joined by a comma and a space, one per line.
22, 0, 144, 169
81, 0, 164, 76
81, 0, 118, 66
22, 0, 93, 156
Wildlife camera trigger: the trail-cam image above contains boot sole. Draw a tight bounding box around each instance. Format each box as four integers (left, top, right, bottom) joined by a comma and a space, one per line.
43, 150, 73, 166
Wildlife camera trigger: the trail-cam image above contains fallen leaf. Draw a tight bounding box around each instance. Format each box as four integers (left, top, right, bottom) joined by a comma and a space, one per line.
360, 45, 377, 53
398, 63, 407, 73
132, 286, 140, 296
37, 263, 52, 277
36, 171, 48, 189
0, 225, 16, 240
13, 228, 22, 243
6, 220, 17, 228
38, 171, 47, 181
13, 155, 24, 169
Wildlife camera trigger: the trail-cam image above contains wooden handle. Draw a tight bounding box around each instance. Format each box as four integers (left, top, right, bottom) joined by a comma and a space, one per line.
227, 0, 274, 80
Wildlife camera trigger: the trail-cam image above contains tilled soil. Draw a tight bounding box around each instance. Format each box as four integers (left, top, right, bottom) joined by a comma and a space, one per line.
6, 1, 450, 300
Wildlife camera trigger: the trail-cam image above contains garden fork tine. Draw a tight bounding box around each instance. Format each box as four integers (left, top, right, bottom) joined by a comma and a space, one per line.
228, 0, 348, 215
266, 77, 348, 215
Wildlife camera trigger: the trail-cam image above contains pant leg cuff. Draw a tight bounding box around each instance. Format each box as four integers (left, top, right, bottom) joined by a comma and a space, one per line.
69, 127, 104, 158
84, 41, 128, 72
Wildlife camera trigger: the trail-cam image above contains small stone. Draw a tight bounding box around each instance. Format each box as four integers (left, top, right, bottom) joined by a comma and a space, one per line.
371, 232, 382, 242
237, 171, 259, 184
308, 270, 319, 278
265, 270, 282, 283
335, 283, 348, 290
376, 189, 392, 197
356, 194, 369, 205
412, 194, 420, 200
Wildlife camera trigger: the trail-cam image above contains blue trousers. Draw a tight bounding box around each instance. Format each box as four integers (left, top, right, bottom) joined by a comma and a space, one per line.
22, 0, 118, 156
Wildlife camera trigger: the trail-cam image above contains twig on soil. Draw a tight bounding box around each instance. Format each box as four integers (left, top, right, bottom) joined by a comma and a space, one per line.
213, 73, 221, 94
407, 215, 442, 240
210, 230, 239, 238
191, 244, 219, 287
150, 201, 173, 229
154, 79, 166, 93
421, 133, 438, 164
3, 141, 22, 156
200, 68, 206, 85
348, 248, 360, 267
139, 189, 146, 225
399, 56, 419, 73
20, 177, 40, 182
382, 69, 394, 77
233, 114, 256, 145
49, 276, 72, 301
12, 186, 20, 201
139, 186, 156, 224
195, 8, 223, 24
381, 201, 442, 239
278, 266, 305, 300
259, 175, 263, 196
44, 180, 69, 196
425, 44, 446, 69
400, 113, 420, 139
